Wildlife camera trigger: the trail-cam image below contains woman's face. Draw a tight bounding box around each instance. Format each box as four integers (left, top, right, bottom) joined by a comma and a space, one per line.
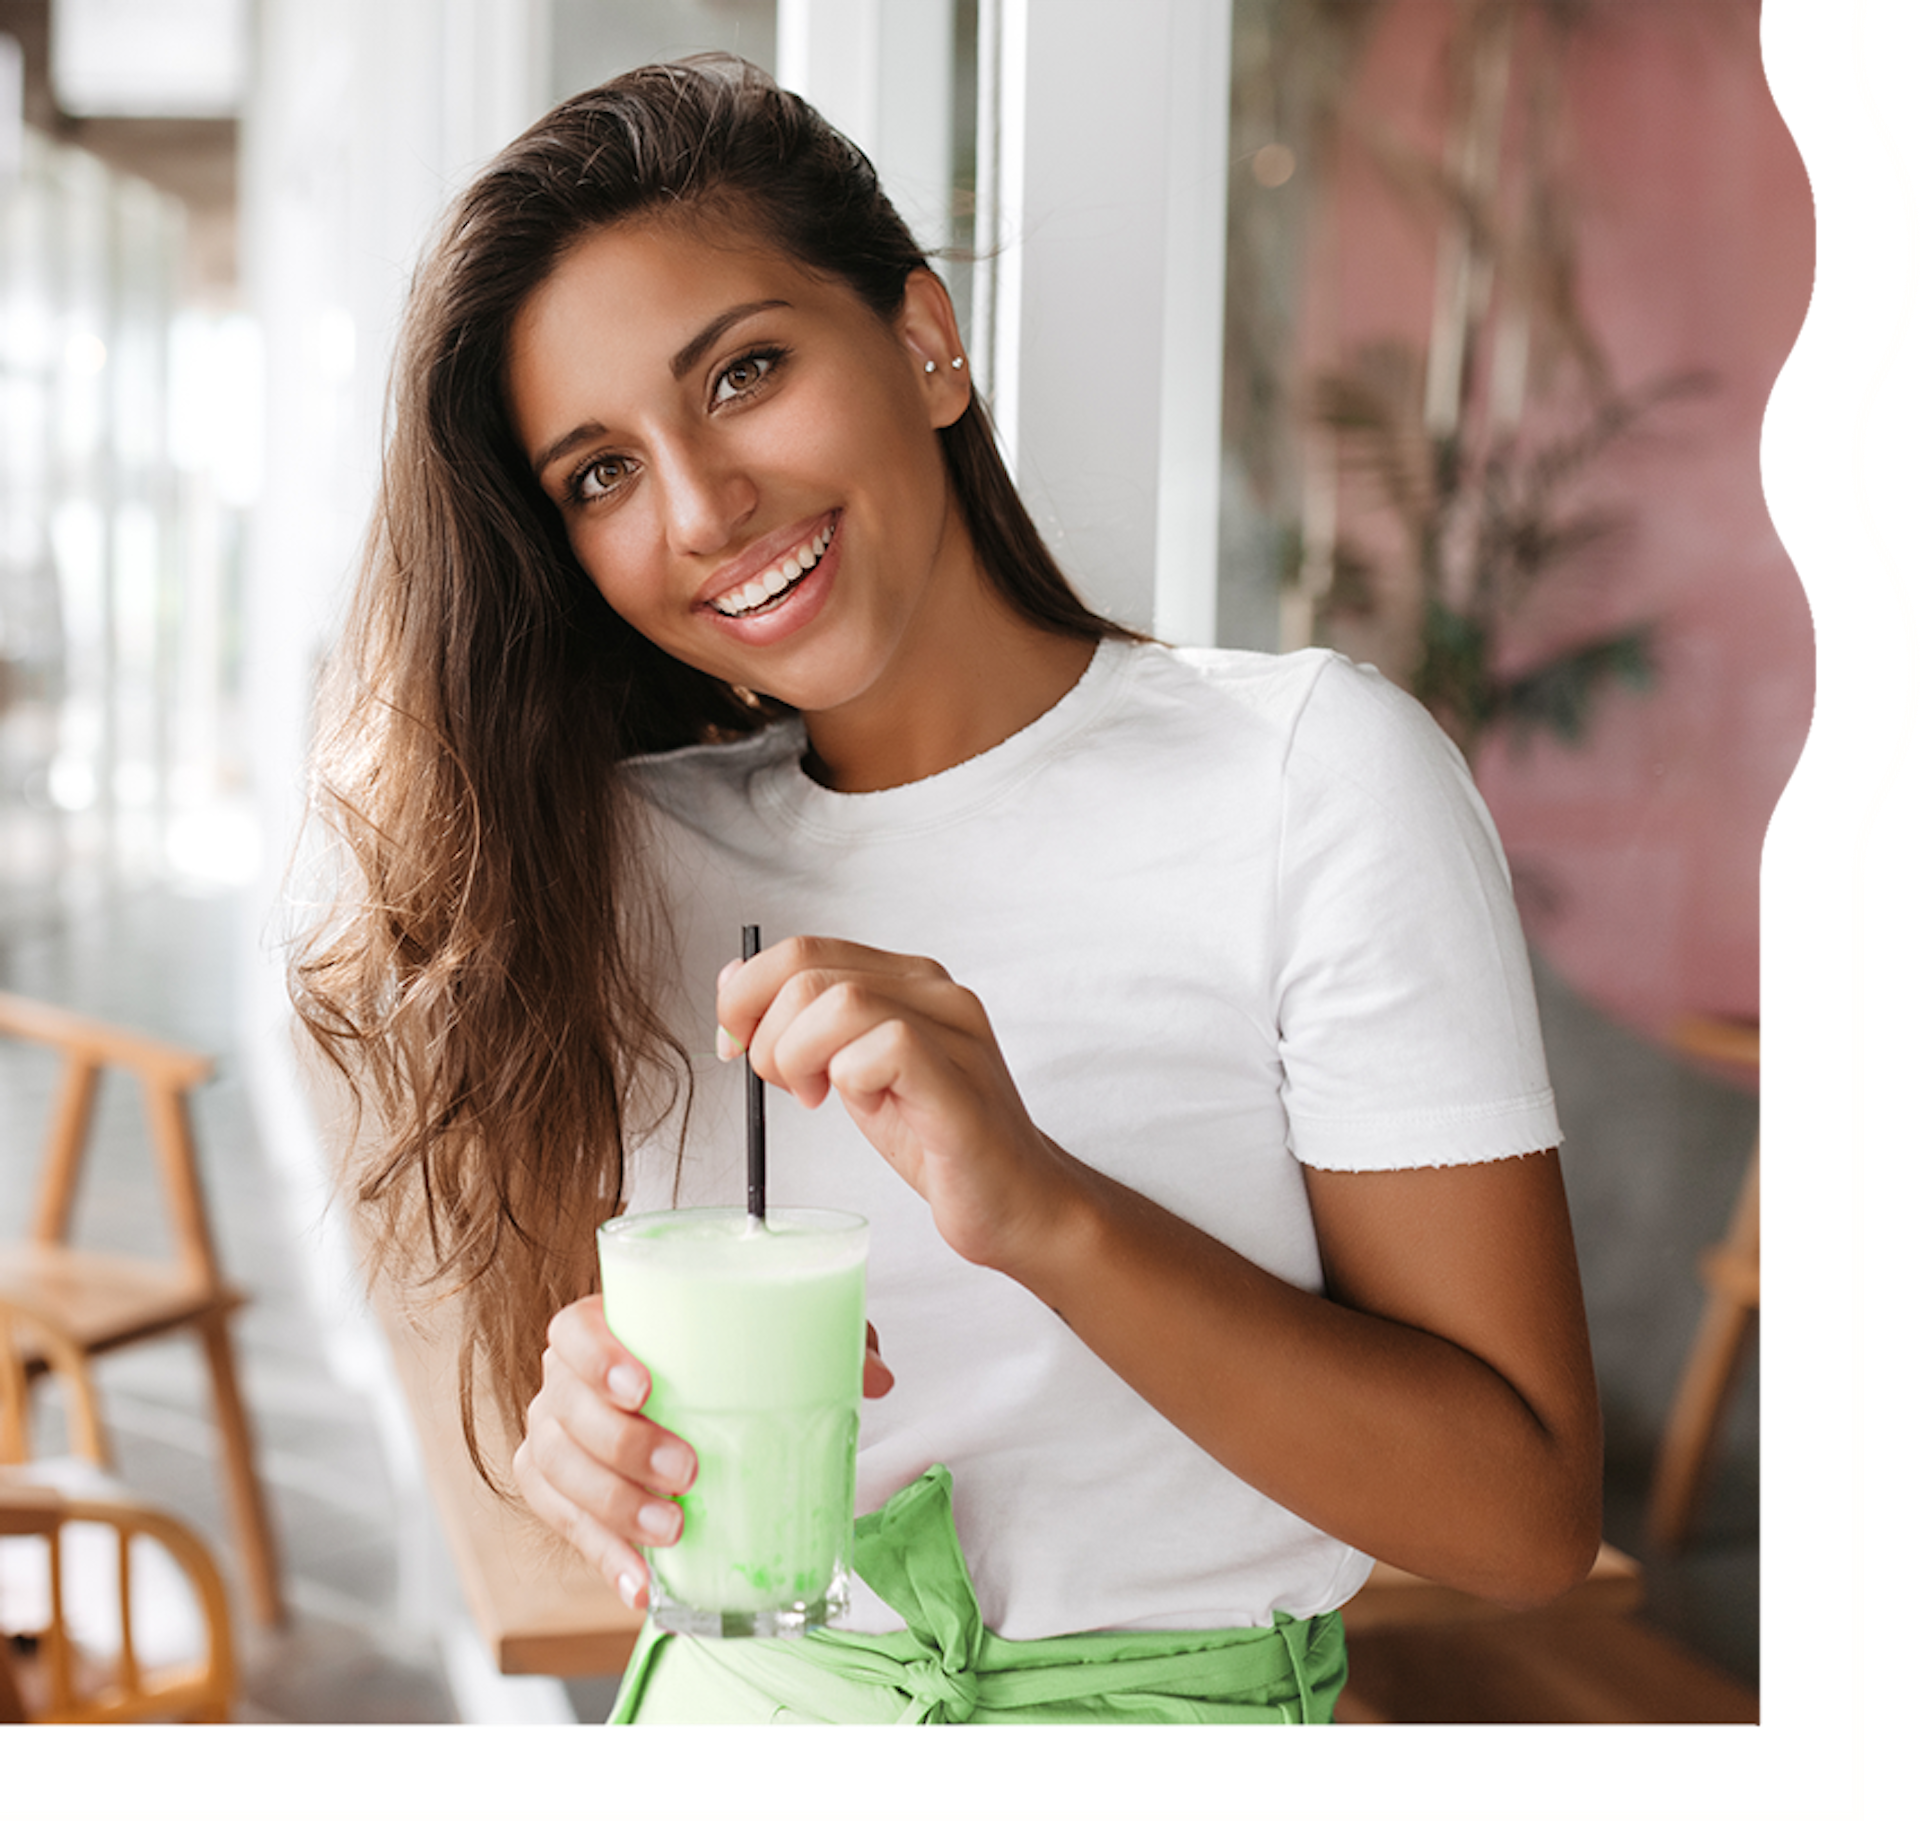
508, 216, 974, 718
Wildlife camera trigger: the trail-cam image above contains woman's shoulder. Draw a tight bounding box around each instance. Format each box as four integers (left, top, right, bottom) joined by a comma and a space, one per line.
1129, 642, 1436, 757
1117, 643, 1478, 840
1155, 640, 1342, 709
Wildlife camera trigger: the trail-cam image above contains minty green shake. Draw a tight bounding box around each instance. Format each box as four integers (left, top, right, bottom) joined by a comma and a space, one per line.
597, 1206, 868, 1636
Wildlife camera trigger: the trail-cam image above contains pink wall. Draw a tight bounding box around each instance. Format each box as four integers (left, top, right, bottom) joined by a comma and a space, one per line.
1304, 1, 1813, 1040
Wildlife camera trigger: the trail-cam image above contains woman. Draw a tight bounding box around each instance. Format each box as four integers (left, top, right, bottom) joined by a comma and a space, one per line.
293, 54, 1601, 1725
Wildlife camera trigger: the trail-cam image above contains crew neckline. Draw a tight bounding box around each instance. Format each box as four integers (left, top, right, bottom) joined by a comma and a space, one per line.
753, 635, 1137, 842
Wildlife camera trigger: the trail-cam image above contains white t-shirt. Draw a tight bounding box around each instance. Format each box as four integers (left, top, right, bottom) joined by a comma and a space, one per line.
615, 639, 1561, 1640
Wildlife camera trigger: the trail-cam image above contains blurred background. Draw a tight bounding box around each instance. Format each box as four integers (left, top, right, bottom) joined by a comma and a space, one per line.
1, 0, 1801, 1726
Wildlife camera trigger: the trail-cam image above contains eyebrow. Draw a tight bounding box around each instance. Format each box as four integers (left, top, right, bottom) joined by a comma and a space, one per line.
529, 297, 794, 481
670, 297, 791, 381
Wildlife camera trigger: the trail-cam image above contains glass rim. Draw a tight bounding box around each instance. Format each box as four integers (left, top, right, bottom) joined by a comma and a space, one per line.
597, 1204, 868, 1247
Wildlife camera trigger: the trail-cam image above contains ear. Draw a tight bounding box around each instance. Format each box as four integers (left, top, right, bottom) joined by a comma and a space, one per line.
897, 268, 972, 430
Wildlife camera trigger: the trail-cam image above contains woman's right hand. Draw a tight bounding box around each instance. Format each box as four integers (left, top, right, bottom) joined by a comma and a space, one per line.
513, 1295, 896, 1607
512, 1294, 695, 1611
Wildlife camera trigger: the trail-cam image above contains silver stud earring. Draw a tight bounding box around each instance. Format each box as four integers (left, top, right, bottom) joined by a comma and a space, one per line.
951, 356, 965, 369
923, 360, 937, 374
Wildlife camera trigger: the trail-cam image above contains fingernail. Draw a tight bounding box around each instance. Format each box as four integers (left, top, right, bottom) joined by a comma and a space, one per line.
718, 956, 744, 986
607, 1364, 646, 1408
617, 1570, 645, 1609
716, 1023, 743, 1061
651, 1440, 694, 1488
638, 1502, 680, 1544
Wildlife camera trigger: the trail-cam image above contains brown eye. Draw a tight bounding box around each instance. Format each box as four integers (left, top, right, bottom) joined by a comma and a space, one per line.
564, 455, 633, 503
712, 350, 780, 405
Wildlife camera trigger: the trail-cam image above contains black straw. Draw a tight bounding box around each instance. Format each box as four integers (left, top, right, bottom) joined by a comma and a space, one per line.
742, 925, 766, 1222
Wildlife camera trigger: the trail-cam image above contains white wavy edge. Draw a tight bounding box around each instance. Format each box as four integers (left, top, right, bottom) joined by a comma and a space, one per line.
1843, 39, 1904, 1137
1843, 15, 1920, 860
1835, 3, 1896, 1790
1850, 39, 1912, 1152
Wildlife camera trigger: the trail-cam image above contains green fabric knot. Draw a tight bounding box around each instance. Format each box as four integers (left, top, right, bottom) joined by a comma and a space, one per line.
850, 1466, 987, 1722
608, 1463, 1350, 1724
898, 1655, 978, 1723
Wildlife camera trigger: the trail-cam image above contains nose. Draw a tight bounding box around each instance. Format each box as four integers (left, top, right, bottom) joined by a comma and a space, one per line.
655, 434, 756, 556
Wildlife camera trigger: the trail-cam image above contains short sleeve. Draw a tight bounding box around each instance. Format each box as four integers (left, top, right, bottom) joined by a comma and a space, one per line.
1272, 657, 1561, 1171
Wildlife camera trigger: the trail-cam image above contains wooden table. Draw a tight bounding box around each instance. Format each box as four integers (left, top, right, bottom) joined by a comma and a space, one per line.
1340, 1542, 1641, 1633
377, 1304, 640, 1678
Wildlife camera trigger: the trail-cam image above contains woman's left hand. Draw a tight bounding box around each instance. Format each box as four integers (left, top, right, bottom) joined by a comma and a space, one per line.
716, 936, 1075, 1275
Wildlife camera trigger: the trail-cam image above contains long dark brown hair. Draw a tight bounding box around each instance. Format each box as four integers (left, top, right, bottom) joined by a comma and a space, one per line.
290, 54, 1137, 1486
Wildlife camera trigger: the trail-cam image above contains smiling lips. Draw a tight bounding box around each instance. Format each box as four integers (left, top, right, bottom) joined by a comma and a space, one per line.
707, 517, 837, 618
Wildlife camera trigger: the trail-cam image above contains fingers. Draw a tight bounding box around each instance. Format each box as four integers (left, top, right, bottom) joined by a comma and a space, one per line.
513, 1434, 653, 1610
718, 938, 952, 1053
518, 1298, 894, 1606
545, 1293, 649, 1411
713, 935, 1061, 1273
864, 1321, 895, 1398
718, 938, 987, 1107
515, 1296, 699, 1606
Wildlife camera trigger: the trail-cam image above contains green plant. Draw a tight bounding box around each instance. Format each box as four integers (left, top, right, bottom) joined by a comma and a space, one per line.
1282, 0, 1713, 763
1314, 345, 1709, 760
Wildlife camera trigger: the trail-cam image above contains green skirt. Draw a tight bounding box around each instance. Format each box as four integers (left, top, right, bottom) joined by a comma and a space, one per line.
608, 1465, 1346, 1724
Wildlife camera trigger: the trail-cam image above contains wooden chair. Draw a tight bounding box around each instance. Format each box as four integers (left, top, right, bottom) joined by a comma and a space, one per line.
1646, 1014, 1761, 1552
0, 993, 283, 1624
1, 1298, 239, 1721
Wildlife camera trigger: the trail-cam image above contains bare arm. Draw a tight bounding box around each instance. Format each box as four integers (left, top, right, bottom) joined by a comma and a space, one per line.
729, 937, 1603, 1609
1008, 1146, 1602, 1606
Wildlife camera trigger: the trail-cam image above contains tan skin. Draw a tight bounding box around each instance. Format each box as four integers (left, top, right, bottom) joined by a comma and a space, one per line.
507, 216, 1604, 1617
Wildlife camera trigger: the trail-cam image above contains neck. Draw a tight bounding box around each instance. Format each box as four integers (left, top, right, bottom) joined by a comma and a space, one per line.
802, 606, 1099, 794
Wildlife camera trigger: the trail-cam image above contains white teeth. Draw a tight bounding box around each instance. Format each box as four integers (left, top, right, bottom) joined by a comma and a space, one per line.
710, 520, 835, 617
